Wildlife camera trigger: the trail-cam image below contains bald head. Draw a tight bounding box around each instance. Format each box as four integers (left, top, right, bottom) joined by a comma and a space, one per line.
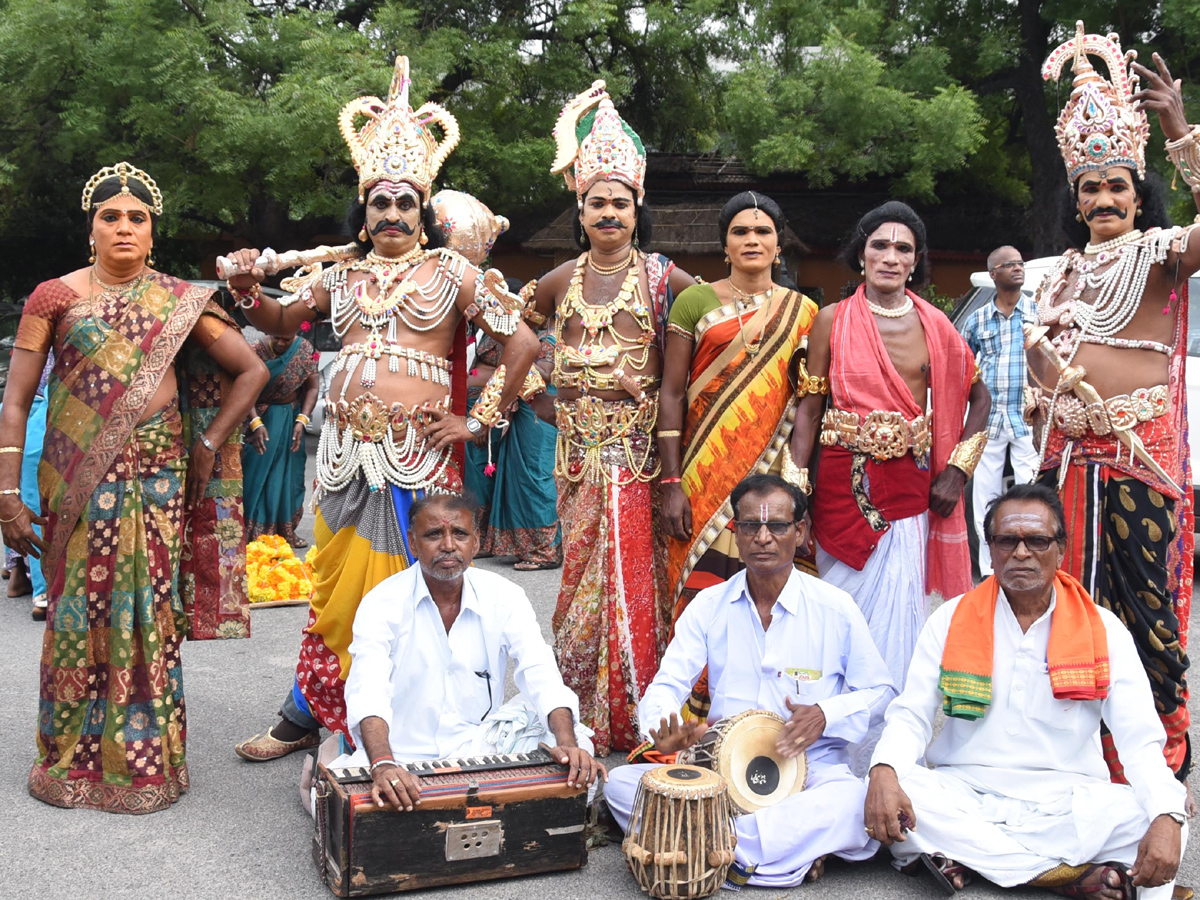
987, 245, 1020, 271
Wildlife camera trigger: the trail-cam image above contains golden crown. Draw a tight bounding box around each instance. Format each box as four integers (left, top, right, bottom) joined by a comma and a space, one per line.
551, 81, 646, 207
1042, 22, 1149, 185
80, 162, 163, 216
339, 56, 460, 204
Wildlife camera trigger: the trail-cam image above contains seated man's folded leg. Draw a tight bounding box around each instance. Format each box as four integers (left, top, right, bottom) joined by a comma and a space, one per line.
603, 764, 654, 832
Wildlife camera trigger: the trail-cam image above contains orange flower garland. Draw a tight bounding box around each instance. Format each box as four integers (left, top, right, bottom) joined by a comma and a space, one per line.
247, 534, 315, 604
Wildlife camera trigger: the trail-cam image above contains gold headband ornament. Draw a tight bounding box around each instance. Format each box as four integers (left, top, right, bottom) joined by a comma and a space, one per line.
80, 161, 163, 216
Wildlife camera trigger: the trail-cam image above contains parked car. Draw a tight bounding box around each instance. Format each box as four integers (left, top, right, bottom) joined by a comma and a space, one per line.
949, 263, 1200, 568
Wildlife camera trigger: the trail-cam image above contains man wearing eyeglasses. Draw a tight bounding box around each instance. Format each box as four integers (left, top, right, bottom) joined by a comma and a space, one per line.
865, 483, 1186, 899
960, 246, 1039, 578
605, 474, 895, 888
312, 493, 603, 815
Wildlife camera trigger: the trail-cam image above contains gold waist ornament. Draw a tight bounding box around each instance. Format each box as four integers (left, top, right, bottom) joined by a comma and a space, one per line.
1042, 384, 1169, 439
555, 394, 660, 486
819, 408, 931, 463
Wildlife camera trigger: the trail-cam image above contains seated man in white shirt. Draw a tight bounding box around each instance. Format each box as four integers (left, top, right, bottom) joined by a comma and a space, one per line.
865, 483, 1187, 900
605, 474, 896, 888
330, 492, 604, 813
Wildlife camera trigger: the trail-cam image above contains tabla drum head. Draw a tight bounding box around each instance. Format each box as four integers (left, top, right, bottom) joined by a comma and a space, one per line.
712, 710, 807, 813
641, 764, 726, 798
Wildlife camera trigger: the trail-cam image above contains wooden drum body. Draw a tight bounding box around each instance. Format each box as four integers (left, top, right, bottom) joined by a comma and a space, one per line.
622, 765, 737, 899
678, 709, 808, 814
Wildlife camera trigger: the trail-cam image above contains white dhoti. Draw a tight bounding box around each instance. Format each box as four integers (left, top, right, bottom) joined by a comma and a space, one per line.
890, 766, 1187, 900
817, 512, 929, 775
605, 761, 879, 888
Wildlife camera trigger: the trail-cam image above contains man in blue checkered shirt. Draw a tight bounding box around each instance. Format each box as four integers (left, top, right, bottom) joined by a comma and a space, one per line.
960, 246, 1038, 577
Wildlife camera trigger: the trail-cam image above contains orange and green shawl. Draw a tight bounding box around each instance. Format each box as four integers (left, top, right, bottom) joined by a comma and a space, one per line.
939, 571, 1110, 719
665, 284, 817, 607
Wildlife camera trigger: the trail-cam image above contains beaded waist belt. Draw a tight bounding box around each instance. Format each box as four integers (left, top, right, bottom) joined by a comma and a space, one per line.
1042, 384, 1169, 439
328, 340, 452, 390
554, 394, 660, 485
316, 392, 457, 497
819, 408, 931, 463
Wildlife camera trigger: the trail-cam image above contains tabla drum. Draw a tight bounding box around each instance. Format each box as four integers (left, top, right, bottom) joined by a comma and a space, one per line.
622, 765, 737, 900
677, 709, 807, 814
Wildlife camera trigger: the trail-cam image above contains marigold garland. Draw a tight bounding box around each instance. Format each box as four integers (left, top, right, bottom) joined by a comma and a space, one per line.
247, 534, 315, 604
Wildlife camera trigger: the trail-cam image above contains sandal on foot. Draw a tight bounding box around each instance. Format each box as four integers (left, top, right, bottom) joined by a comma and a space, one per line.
30, 593, 47, 621
806, 856, 827, 883
1055, 863, 1133, 900
919, 853, 971, 896
513, 559, 562, 571
1174, 886, 1195, 900
235, 725, 320, 761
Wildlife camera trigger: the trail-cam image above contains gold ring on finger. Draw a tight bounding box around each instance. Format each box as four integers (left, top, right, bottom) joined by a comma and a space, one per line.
388, 778, 400, 787
865, 826, 874, 834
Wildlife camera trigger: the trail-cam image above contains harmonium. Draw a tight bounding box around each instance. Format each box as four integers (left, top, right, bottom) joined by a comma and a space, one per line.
312, 748, 588, 896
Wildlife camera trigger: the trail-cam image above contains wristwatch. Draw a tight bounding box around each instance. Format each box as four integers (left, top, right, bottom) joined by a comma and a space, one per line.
465, 416, 483, 436
1166, 811, 1187, 826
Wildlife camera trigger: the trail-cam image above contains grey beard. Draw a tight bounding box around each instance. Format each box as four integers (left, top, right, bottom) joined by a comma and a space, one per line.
420, 559, 465, 582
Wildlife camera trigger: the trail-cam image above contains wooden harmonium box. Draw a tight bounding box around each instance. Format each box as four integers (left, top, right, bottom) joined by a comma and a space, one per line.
312, 748, 588, 896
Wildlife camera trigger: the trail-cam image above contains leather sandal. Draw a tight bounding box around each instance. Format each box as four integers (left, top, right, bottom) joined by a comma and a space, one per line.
235, 725, 320, 762
1054, 863, 1134, 900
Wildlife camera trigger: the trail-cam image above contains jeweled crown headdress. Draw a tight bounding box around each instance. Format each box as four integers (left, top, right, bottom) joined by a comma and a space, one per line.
339, 56, 460, 204
550, 80, 647, 207
1042, 21, 1149, 185
81, 161, 163, 216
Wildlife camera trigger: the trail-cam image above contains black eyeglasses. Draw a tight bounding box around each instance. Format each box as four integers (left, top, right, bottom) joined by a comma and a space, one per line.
988, 534, 1057, 552
991, 260, 1025, 271
734, 520, 795, 537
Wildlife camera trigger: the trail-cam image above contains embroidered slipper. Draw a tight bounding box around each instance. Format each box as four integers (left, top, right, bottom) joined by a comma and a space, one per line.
919, 853, 972, 895
235, 726, 320, 762
513, 559, 562, 571
1054, 863, 1133, 900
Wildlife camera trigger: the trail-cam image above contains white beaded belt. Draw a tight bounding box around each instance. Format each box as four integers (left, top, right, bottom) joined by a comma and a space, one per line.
819, 408, 931, 462
1042, 384, 1169, 439
316, 392, 454, 497
327, 339, 452, 389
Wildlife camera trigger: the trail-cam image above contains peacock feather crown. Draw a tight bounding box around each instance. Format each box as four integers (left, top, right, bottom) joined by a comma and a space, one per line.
339, 56, 460, 204
1042, 21, 1149, 185
550, 80, 646, 207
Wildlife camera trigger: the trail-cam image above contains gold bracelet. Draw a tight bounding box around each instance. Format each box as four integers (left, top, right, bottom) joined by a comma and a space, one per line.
657, 429, 682, 438
470, 365, 507, 428
948, 430, 988, 479
519, 369, 546, 402
780, 445, 812, 495
0, 508, 24, 523
1166, 126, 1200, 191
0, 488, 20, 496
795, 359, 830, 398
0, 446, 23, 454
249, 417, 265, 431
295, 413, 311, 426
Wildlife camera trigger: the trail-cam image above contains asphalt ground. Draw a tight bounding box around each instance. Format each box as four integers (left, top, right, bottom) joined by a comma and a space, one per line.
2, 446, 1198, 899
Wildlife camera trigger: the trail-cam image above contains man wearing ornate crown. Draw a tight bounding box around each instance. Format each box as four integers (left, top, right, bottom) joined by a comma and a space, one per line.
225, 56, 541, 761
524, 82, 696, 755
1033, 23, 1200, 792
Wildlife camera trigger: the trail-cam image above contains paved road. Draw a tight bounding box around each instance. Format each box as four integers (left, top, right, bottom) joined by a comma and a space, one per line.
3, 454, 1197, 898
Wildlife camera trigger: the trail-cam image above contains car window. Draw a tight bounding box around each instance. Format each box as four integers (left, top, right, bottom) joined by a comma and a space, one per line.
950, 287, 995, 336
1189, 277, 1200, 358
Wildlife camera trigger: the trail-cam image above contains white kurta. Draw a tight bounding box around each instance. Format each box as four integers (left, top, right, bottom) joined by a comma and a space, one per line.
340, 565, 588, 765
605, 569, 896, 887
816, 511, 930, 774
871, 589, 1187, 898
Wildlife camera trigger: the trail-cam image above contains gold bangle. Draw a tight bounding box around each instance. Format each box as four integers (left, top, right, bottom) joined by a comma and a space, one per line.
295, 413, 311, 425
948, 431, 988, 479
795, 359, 830, 397
657, 429, 682, 438
0, 488, 20, 495
780, 445, 812, 495
249, 417, 265, 431
0, 509, 24, 523
1166, 125, 1200, 191
470, 366, 507, 428
0, 447, 24, 454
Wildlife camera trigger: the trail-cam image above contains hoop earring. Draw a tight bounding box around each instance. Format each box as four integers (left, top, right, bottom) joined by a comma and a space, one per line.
358, 226, 368, 241
89, 240, 96, 265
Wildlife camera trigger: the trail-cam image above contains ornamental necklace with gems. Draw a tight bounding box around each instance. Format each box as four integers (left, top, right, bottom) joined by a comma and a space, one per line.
327, 247, 467, 339
866, 293, 913, 318
88, 264, 146, 318
728, 280, 774, 356
587, 248, 636, 276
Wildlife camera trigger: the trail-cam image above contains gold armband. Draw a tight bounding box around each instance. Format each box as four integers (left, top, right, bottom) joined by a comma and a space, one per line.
780, 445, 812, 495
795, 359, 830, 398
657, 429, 681, 439
519, 279, 547, 326
948, 430, 988, 479
523, 308, 547, 326
476, 270, 523, 336
1166, 126, 1200, 191
519, 368, 546, 402
470, 365, 507, 428
972, 361, 982, 386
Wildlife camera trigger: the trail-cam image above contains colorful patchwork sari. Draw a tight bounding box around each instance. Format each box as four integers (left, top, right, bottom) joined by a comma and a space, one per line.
242, 335, 317, 543
18, 274, 248, 814
664, 284, 817, 719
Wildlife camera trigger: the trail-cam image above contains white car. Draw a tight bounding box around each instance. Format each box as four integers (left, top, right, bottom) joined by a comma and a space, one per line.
951, 261, 1200, 555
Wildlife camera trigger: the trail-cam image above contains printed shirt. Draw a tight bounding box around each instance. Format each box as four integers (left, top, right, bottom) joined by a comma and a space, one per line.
961, 295, 1036, 439
639, 568, 895, 769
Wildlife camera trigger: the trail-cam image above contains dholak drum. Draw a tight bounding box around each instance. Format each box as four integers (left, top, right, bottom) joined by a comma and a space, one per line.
677, 709, 807, 814
622, 765, 737, 899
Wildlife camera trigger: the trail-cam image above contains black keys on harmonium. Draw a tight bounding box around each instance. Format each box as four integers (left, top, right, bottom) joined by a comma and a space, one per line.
312, 748, 589, 896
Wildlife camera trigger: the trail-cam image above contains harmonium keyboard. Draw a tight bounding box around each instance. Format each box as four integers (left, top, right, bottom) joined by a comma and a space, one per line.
312, 748, 588, 896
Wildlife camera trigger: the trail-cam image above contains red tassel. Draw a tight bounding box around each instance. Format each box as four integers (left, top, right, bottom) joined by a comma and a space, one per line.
1165, 288, 1177, 315
485, 463, 496, 477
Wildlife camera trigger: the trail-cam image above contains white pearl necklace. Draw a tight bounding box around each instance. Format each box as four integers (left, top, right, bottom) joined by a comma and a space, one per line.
866, 296, 913, 318
1083, 229, 1143, 256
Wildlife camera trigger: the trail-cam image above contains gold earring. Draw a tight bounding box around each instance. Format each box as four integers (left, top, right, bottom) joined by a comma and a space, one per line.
419, 230, 428, 246
774, 252, 781, 265
860, 262, 865, 274
358, 226, 367, 241
724, 254, 730, 265
147, 250, 154, 266
88, 241, 95, 265
1075, 213, 1083, 222
1136, 208, 1144, 217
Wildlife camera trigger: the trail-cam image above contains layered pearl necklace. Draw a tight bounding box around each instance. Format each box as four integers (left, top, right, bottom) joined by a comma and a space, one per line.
866, 295, 913, 318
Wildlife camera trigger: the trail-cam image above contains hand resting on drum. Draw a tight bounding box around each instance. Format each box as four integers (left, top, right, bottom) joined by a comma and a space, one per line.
649, 712, 708, 755
777, 697, 826, 758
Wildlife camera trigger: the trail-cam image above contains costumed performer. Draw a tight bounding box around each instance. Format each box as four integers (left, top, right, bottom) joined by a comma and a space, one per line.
605, 474, 895, 887
242, 326, 319, 547
525, 80, 697, 754
866, 483, 1186, 900
0, 162, 267, 813
792, 200, 990, 773
230, 56, 539, 761
658, 190, 819, 722
1033, 22, 1199, 787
